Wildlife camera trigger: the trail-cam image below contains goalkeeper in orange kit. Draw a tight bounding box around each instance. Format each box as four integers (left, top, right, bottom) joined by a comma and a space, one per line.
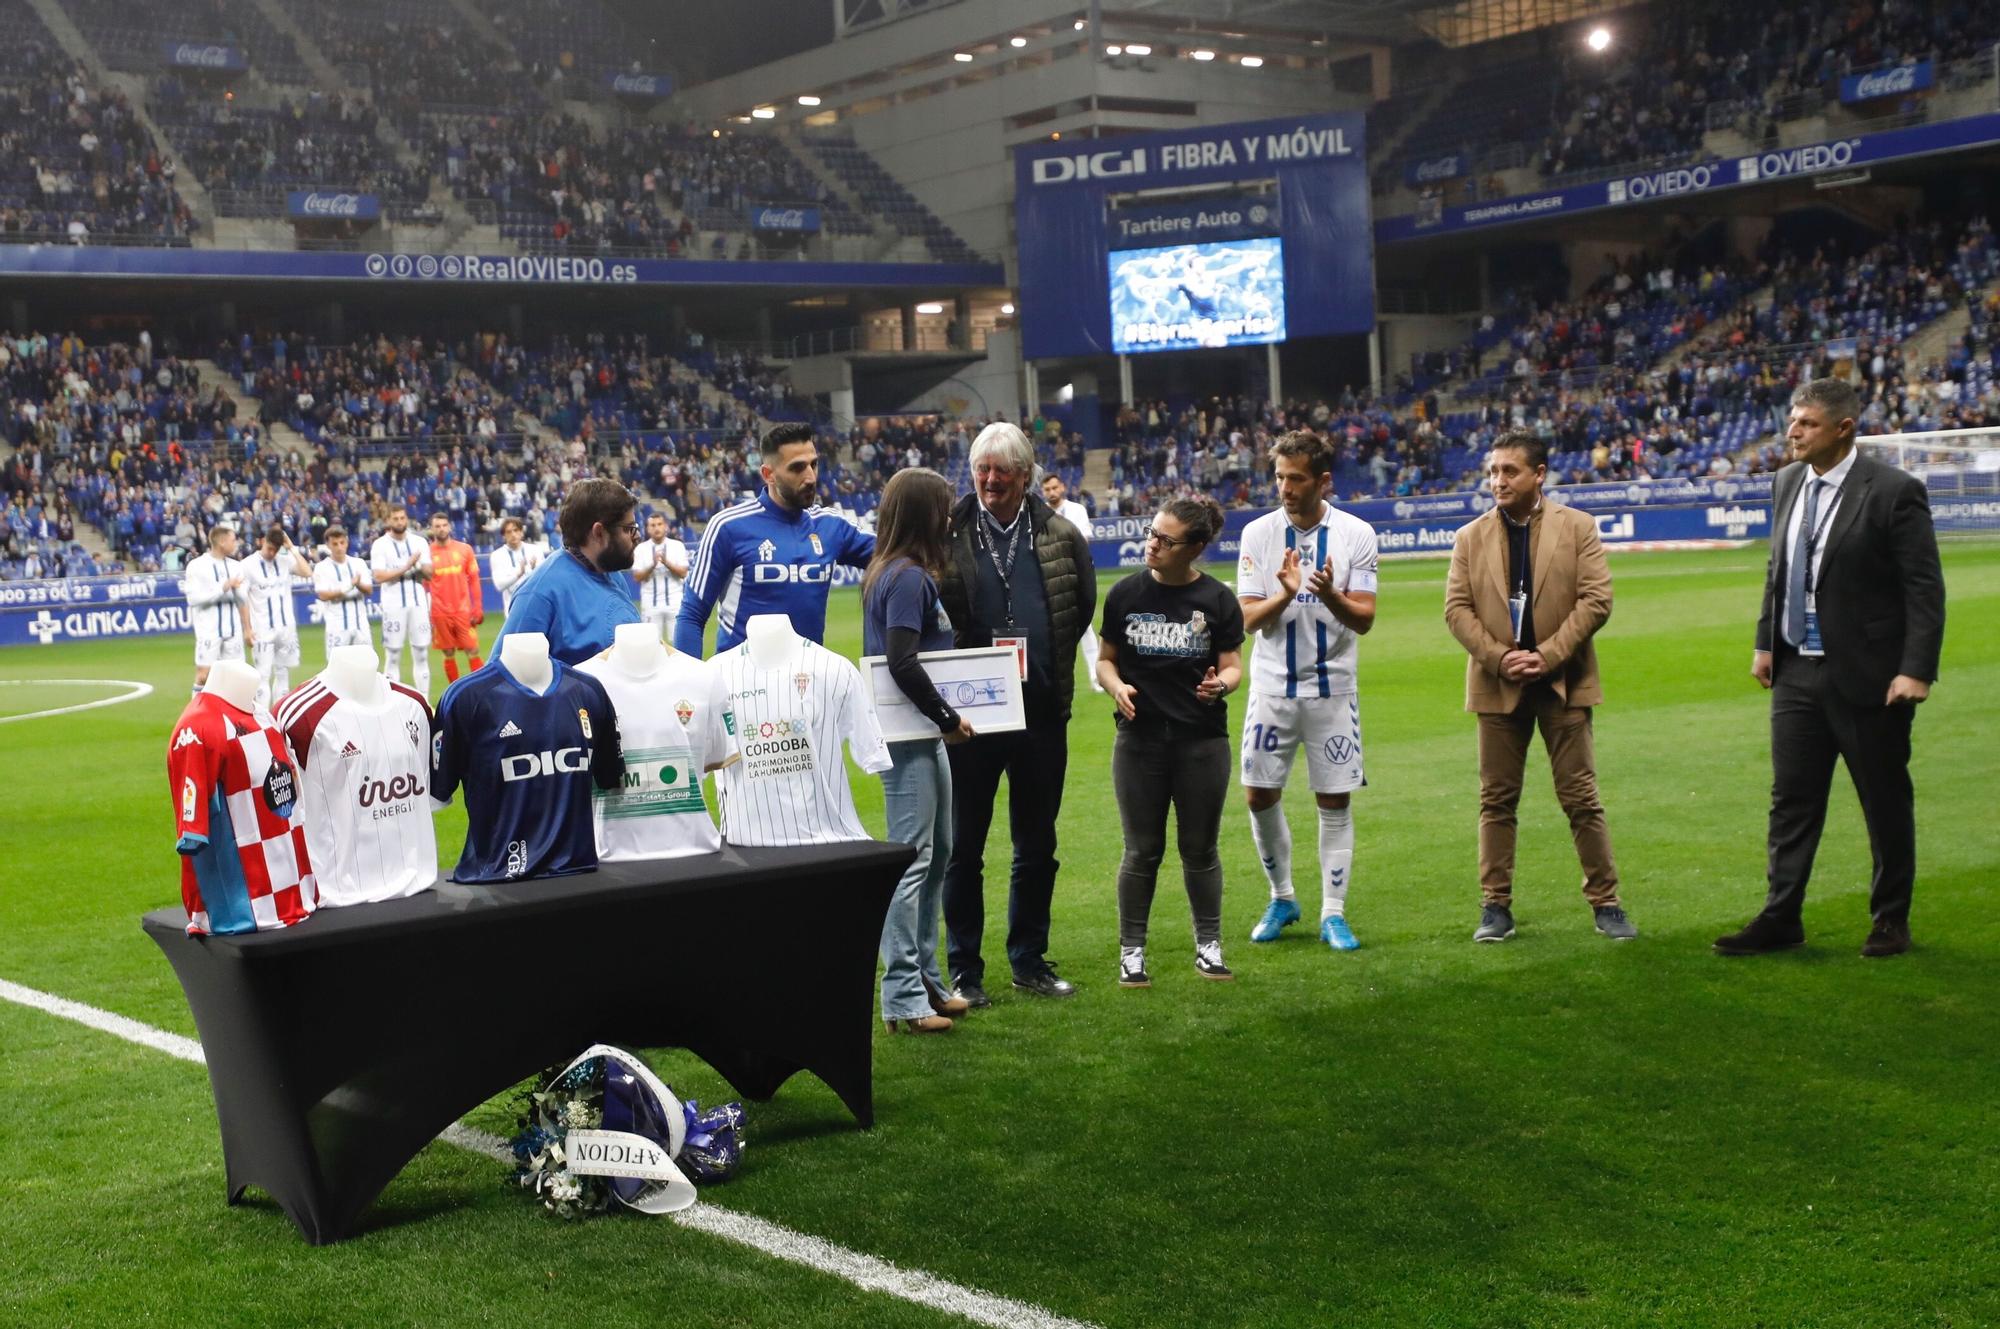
426, 512, 486, 682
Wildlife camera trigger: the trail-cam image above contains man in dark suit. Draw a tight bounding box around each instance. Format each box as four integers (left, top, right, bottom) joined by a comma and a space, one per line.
1715, 378, 1945, 959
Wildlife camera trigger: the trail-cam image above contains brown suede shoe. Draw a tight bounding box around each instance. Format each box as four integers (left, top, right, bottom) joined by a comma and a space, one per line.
1860, 922, 1911, 958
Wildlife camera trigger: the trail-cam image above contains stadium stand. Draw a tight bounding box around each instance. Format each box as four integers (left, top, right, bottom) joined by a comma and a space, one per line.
63, 0, 312, 85
0, 41, 196, 244
803, 130, 981, 259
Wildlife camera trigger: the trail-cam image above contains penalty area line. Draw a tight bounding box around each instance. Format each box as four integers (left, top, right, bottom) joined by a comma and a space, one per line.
0, 678, 154, 725
0, 976, 1101, 1329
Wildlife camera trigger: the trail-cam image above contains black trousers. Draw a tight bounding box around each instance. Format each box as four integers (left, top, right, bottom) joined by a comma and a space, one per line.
1763, 652, 1917, 927
1113, 726, 1229, 948
943, 714, 1068, 984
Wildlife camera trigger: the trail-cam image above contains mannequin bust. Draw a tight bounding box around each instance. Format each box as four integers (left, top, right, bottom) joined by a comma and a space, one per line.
608, 620, 670, 677
202, 659, 261, 713
744, 614, 801, 671
500, 631, 554, 693
324, 644, 389, 707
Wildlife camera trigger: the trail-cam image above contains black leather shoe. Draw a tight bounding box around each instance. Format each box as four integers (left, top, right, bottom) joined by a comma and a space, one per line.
1861, 922, 1911, 958
1713, 914, 1806, 956
1010, 965, 1077, 998
951, 978, 992, 1010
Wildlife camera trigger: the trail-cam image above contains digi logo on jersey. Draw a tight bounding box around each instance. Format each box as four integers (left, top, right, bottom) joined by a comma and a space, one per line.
751, 562, 833, 584
500, 748, 592, 782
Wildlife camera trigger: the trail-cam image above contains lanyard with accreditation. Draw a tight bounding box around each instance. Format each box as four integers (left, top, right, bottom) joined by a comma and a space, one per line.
977, 511, 1030, 681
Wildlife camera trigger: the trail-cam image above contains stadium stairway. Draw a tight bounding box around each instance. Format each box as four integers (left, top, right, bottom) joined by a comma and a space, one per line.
192, 360, 312, 457
1368, 72, 1462, 173
237, 0, 487, 245
1900, 275, 2000, 375
18, 0, 218, 230
1083, 447, 1113, 498
775, 126, 902, 259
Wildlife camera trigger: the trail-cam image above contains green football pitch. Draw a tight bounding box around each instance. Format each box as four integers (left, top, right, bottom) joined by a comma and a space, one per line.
3, 546, 1996, 1327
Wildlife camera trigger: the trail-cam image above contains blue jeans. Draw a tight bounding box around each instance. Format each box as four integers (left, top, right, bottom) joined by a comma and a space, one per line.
879, 739, 953, 1021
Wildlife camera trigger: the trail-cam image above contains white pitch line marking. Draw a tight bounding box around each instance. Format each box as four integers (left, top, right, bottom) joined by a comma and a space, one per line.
0, 678, 155, 725
0, 977, 1101, 1329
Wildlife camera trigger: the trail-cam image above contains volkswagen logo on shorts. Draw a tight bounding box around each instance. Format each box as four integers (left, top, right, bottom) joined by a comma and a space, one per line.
416, 255, 438, 278
364, 254, 388, 278
1324, 736, 1355, 765
389, 254, 414, 278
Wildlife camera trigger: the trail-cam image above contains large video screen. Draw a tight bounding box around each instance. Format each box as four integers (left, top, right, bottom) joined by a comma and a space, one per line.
1107, 236, 1287, 355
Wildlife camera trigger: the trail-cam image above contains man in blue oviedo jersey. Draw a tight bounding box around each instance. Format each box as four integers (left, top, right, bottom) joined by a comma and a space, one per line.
674, 422, 875, 657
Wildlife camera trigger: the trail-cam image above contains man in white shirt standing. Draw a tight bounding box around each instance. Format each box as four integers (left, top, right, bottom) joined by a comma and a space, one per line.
487, 517, 545, 616
1040, 472, 1104, 692
369, 506, 433, 693
1235, 430, 1381, 953
312, 526, 374, 656
245, 524, 312, 710
183, 522, 252, 695
630, 510, 687, 639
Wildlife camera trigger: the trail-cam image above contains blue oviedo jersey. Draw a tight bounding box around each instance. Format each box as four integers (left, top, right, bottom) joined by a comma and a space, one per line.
674, 489, 874, 656
430, 660, 623, 883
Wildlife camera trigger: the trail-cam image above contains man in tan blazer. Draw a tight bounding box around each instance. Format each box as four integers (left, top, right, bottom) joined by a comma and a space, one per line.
1444, 430, 1635, 943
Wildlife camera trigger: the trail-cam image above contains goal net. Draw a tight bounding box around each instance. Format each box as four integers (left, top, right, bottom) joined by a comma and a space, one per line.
1859, 426, 2000, 538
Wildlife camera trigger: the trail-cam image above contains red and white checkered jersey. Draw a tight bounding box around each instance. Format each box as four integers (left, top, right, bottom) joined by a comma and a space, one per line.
167, 691, 317, 936
276, 675, 439, 907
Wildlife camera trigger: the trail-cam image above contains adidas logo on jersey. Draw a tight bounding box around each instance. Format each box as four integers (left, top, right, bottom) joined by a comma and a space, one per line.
339, 740, 362, 759
498, 720, 523, 737
173, 727, 202, 749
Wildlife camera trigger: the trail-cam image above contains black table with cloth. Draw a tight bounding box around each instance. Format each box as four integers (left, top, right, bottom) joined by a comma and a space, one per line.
142, 840, 913, 1245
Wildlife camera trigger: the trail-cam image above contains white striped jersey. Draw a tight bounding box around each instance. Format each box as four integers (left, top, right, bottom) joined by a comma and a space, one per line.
183, 552, 247, 642
369, 533, 433, 612
631, 536, 688, 617
712, 639, 892, 847
245, 551, 301, 633
1236, 502, 1380, 699
575, 648, 732, 862
276, 674, 438, 907
313, 555, 374, 634
488, 541, 546, 614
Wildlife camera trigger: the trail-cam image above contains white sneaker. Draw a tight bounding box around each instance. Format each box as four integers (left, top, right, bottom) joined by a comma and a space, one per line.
1118, 946, 1151, 988
1194, 939, 1233, 981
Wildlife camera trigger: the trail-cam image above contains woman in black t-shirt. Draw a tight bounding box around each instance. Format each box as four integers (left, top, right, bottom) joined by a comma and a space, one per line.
1095, 495, 1245, 988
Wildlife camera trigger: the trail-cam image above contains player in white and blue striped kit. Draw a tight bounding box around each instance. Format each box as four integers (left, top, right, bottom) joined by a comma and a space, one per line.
1235, 430, 1380, 952
673, 423, 874, 657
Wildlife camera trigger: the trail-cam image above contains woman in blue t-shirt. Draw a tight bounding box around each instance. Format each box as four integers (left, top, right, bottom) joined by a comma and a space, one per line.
863, 469, 976, 1033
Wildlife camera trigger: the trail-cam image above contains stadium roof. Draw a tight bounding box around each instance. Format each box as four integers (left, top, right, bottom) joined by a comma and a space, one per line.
1112, 0, 1443, 43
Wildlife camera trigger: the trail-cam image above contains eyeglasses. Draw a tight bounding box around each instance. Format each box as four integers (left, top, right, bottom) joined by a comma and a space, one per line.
1145, 526, 1195, 548
613, 521, 639, 536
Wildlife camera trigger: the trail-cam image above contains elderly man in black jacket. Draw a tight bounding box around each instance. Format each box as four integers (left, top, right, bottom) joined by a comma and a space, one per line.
937, 422, 1096, 1004
1717, 377, 1946, 959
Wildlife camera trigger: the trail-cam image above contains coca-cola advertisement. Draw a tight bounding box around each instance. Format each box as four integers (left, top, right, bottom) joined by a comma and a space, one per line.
749, 205, 821, 233
606, 72, 673, 98
287, 191, 382, 222
159, 41, 248, 72
1840, 60, 1934, 103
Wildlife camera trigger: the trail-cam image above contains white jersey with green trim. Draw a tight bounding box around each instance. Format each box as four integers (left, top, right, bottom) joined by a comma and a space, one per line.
575, 649, 734, 862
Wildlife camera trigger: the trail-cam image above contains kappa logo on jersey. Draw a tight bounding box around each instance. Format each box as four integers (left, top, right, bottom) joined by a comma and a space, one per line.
578, 708, 593, 740
751, 562, 832, 585
174, 727, 202, 749
498, 719, 523, 738
339, 740, 362, 759
674, 698, 694, 725
756, 538, 777, 561
500, 747, 592, 782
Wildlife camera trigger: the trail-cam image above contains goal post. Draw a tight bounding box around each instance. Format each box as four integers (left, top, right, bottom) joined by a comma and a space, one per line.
1859, 426, 2000, 538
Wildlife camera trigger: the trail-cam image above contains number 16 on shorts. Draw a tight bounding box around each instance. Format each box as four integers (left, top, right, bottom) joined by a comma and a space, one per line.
1240, 692, 1365, 793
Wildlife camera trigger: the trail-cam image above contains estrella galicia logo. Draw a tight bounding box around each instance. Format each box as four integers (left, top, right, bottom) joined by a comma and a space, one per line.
1324, 735, 1356, 766
262, 759, 298, 818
